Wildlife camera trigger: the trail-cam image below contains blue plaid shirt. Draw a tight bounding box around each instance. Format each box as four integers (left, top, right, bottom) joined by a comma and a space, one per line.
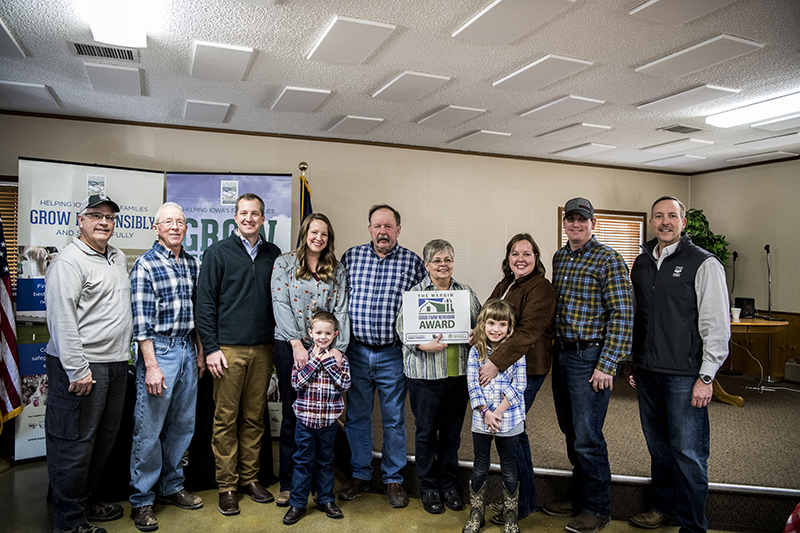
342, 243, 425, 346
131, 241, 199, 340
468, 346, 527, 434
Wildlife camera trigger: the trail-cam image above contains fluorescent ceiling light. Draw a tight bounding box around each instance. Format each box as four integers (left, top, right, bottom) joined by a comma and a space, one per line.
87, 0, 147, 48
752, 113, 800, 132
638, 85, 739, 113
735, 132, 800, 150
726, 151, 797, 164
706, 91, 800, 128
641, 138, 713, 154
552, 143, 615, 157
418, 106, 485, 128
635, 34, 763, 79
644, 154, 706, 167
452, 0, 575, 46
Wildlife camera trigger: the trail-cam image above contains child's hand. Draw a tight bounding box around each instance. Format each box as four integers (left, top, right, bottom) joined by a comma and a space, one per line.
484, 409, 502, 433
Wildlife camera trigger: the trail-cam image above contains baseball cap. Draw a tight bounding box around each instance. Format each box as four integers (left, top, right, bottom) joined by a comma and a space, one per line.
564, 197, 594, 219
79, 194, 120, 214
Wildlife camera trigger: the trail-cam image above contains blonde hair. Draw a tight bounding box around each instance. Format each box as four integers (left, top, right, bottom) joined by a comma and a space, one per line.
295, 213, 338, 282
473, 299, 516, 362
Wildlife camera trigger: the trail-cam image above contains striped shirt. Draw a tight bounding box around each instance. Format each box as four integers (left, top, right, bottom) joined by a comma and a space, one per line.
342, 243, 426, 346
130, 241, 199, 341
397, 276, 482, 379
468, 346, 527, 435
552, 236, 633, 376
291, 346, 351, 429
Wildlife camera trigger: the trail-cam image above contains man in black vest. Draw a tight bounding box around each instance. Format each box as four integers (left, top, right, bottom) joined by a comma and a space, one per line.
629, 196, 730, 532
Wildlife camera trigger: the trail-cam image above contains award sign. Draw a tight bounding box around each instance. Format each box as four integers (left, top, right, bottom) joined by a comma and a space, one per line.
402, 290, 472, 344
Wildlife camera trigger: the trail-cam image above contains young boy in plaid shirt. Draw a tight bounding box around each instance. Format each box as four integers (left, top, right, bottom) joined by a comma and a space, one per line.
282, 311, 351, 525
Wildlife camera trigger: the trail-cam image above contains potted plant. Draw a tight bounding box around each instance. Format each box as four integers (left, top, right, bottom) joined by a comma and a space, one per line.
685, 208, 730, 266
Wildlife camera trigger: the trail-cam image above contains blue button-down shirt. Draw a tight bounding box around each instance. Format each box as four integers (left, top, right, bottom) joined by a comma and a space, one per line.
130, 241, 199, 340
342, 242, 425, 346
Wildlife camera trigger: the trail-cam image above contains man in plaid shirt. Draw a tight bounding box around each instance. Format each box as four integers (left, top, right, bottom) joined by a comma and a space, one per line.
338, 204, 426, 508
129, 202, 205, 532
544, 197, 633, 533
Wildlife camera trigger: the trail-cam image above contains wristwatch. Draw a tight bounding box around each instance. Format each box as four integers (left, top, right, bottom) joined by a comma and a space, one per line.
699, 374, 713, 384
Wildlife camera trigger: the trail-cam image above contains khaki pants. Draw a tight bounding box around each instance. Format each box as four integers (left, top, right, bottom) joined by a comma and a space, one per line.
212, 344, 274, 491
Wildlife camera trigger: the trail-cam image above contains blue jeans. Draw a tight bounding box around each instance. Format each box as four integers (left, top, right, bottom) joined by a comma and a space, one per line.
516, 373, 547, 517
130, 336, 199, 508
46, 355, 128, 530
407, 376, 469, 492
636, 368, 709, 533
289, 421, 337, 508
344, 341, 407, 483
472, 432, 519, 493
274, 340, 299, 492
551, 345, 612, 518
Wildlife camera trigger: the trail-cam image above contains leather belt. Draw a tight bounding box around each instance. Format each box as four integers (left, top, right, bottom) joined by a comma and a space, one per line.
557, 339, 603, 351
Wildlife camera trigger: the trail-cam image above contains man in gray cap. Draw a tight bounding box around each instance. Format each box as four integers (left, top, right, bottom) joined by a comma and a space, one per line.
545, 197, 633, 533
45, 194, 133, 533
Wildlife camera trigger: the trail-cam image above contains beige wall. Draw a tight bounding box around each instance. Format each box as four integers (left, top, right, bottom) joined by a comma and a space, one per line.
692, 159, 800, 314
0, 114, 689, 300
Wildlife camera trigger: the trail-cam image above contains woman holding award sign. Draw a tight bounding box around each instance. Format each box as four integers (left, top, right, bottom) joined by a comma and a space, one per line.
396, 239, 481, 516
271, 213, 349, 508
478, 233, 556, 525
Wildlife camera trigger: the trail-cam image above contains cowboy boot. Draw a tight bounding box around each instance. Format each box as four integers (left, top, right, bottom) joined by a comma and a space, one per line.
502, 483, 520, 533
462, 482, 486, 533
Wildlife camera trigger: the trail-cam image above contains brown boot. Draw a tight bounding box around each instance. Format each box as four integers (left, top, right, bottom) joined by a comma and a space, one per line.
462, 482, 486, 533
502, 483, 520, 533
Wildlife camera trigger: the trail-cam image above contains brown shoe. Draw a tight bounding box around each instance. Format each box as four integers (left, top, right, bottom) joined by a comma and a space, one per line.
385, 482, 409, 508
131, 505, 158, 532
319, 502, 344, 519
239, 481, 274, 503
631, 510, 669, 529
217, 491, 240, 516
276, 490, 291, 507
282, 506, 306, 525
156, 489, 203, 510
566, 512, 611, 533
338, 477, 369, 501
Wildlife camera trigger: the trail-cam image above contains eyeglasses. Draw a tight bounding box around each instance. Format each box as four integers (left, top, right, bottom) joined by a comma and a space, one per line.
157, 219, 186, 228
428, 258, 453, 266
83, 212, 117, 221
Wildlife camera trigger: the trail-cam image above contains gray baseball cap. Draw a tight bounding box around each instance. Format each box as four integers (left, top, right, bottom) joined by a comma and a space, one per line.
564, 197, 594, 219
79, 194, 120, 214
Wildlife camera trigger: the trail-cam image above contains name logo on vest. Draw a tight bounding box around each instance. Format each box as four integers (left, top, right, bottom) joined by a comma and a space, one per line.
672, 266, 684, 277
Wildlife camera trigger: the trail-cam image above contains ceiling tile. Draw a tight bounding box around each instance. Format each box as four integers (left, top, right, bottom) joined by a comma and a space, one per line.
449, 130, 511, 149
635, 34, 764, 78
642, 138, 714, 154
0, 81, 58, 109
553, 143, 616, 157
191, 42, 253, 82
493, 54, 592, 91
538, 123, 611, 141
638, 85, 739, 113
271, 87, 331, 112
752, 113, 800, 132
328, 115, 383, 135
452, 0, 575, 46
84, 62, 142, 96
644, 154, 706, 167
736, 132, 800, 150
629, 0, 736, 25
522, 95, 604, 120
373, 71, 450, 102
307, 15, 396, 65
418, 106, 486, 128
184, 100, 230, 123
726, 151, 798, 164
235, 0, 276, 6
0, 17, 25, 57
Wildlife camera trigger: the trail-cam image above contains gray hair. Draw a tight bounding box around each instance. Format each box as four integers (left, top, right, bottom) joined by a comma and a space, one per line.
154, 202, 185, 224
423, 239, 454, 263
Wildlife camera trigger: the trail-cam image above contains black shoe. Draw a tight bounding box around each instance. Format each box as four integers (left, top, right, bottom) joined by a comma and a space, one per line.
319, 502, 344, 519
88, 502, 123, 522
338, 477, 369, 501
421, 491, 444, 514
282, 506, 306, 525
442, 488, 464, 511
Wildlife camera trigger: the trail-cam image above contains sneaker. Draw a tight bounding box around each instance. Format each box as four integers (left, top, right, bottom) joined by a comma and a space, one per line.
131, 505, 158, 532
631, 510, 670, 529
55, 523, 108, 533
543, 500, 575, 517
566, 512, 611, 533
156, 489, 203, 510
87, 502, 123, 522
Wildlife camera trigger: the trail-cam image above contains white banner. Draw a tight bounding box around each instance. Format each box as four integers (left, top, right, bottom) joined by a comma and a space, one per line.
401, 290, 472, 344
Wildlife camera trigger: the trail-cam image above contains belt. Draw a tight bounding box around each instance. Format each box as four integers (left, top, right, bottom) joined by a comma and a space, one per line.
557, 339, 603, 351
357, 339, 399, 350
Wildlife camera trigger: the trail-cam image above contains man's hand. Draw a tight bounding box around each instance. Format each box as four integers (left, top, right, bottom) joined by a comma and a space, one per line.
418, 334, 447, 353
692, 379, 713, 408
589, 369, 614, 392
328, 347, 344, 365
68, 372, 95, 396
478, 360, 499, 387
206, 350, 228, 379
146, 365, 167, 396
291, 340, 309, 369
196, 350, 206, 379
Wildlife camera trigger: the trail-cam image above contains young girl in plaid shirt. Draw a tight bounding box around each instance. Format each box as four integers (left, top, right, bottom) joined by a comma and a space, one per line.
464, 299, 527, 533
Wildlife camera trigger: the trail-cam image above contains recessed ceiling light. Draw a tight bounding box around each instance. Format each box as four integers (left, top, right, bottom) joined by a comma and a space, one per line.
552, 143, 616, 157
638, 85, 739, 113
418, 106, 486, 128
630, 0, 736, 26
751, 113, 800, 132
538, 123, 611, 141
191, 42, 253, 82
328, 115, 383, 135
184, 100, 230, 123
726, 151, 797, 164
271, 87, 331, 112
308, 15, 395, 65
449, 130, 511, 149
373, 71, 450, 102
635, 34, 763, 79
644, 154, 706, 167
735, 132, 800, 150
521, 95, 604, 120
641, 138, 713, 154
87, 0, 147, 48
452, 0, 575, 46
706, 91, 800, 128
493, 54, 592, 91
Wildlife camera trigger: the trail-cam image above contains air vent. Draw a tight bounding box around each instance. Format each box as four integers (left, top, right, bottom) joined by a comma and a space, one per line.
72, 42, 138, 62
659, 124, 704, 134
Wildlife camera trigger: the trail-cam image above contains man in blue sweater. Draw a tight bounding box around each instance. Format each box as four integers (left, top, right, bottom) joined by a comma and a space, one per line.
196, 193, 281, 517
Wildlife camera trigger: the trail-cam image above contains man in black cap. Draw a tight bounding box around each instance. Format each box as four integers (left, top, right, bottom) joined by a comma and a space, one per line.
545, 197, 633, 533
45, 194, 133, 533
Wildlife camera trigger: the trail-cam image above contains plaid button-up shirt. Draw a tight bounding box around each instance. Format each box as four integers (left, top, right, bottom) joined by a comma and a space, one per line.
342, 243, 425, 346
552, 236, 633, 376
468, 346, 527, 434
130, 241, 199, 341
291, 346, 351, 429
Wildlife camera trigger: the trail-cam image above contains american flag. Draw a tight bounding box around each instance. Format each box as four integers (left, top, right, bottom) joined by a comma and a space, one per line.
0, 216, 21, 432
